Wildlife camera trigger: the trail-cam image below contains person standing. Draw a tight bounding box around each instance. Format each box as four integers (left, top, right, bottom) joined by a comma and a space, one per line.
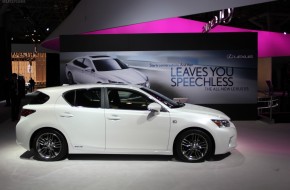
29, 77, 35, 92
10, 73, 20, 121
10, 73, 25, 121
3, 75, 11, 106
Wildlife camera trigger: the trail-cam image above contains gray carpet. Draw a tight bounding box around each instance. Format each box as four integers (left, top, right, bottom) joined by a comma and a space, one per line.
0, 101, 290, 190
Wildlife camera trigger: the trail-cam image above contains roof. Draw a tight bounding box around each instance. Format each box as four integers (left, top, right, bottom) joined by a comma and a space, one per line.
38, 83, 143, 93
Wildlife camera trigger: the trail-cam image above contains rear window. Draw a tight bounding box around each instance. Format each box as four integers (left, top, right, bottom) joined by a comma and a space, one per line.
28, 91, 50, 105
63, 88, 102, 108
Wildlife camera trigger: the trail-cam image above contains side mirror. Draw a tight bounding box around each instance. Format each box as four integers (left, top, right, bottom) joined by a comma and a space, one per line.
148, 103, 161, 113
84, 67, 95, 72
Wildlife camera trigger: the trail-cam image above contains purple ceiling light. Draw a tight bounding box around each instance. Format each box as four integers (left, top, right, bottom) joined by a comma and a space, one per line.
42, 17, 290, 58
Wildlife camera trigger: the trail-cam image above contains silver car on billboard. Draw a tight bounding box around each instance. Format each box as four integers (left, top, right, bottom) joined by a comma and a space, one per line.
65, 56, 150, 87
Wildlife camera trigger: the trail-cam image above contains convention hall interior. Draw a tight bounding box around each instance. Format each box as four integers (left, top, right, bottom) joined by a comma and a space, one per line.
0, 0, 289, 190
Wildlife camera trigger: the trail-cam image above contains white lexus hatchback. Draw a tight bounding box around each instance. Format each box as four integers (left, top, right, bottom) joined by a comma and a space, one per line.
16, 84, 237, 162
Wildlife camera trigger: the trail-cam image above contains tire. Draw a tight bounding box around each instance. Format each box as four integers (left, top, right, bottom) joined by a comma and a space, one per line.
174, 129, 213, 162
32, 129, 68, 161
67, 72, 74, 84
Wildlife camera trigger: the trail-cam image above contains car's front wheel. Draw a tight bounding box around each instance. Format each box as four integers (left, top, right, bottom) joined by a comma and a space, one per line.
174, 129, 213, 162
32, 129, 68, 161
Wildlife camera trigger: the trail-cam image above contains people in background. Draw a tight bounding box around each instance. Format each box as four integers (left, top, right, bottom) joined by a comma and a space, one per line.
29, 77, 35, 92
10, 73, 26, 121
3, 75, 11, 106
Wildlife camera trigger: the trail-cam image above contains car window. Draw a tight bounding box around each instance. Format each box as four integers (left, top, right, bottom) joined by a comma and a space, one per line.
29, 91, 50, 105
83, 58, 93, 69
63, 90, 75, 105
107, 89, 153, 110
92, 59, 128, 71
141, 87, 185, 108
73, 58, 87, 68
63, 88, 101, 108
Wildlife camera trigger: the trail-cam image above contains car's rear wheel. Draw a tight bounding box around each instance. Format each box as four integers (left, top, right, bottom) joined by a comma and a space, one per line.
174, 129, 213, 162
67, 72, 74, 84
32, 129, 68, 161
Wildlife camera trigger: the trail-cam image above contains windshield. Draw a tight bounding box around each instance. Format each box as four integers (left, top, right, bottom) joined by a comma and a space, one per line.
141, 87, 185, 108
92, 59, 128, 71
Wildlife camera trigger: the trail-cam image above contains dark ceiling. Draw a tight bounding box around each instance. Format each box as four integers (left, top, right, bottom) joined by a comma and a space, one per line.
0, 0, 289, 44
0, 0, 80, 43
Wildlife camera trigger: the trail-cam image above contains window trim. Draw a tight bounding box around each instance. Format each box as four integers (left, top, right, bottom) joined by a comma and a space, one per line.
104, 87, 166, 111
63, 88, 105, 108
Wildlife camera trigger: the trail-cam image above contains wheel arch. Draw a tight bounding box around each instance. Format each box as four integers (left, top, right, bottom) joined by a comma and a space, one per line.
29, 127, 69, 152
173, 127, 216, 156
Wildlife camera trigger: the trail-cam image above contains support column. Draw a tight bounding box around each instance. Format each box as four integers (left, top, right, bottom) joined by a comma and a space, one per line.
0, 27, 12, 101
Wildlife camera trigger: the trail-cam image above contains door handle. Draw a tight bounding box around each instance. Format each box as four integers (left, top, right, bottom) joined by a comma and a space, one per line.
60, 112, 74, 118
107, 115, 121, 121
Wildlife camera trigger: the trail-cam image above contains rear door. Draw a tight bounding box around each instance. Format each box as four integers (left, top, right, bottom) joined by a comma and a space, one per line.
56, 88, 105, 151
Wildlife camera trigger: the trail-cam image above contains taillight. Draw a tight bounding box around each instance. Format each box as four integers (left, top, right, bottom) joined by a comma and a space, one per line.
21, 109, 36, 117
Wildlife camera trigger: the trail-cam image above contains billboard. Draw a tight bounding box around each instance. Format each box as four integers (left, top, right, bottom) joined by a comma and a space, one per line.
60, 33, 257, 108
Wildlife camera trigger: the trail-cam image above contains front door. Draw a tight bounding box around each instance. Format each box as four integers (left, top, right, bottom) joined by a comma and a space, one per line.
105, 88, 171, 151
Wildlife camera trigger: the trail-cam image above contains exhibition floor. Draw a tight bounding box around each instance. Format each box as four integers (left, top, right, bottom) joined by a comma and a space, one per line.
0, 101, 290, 190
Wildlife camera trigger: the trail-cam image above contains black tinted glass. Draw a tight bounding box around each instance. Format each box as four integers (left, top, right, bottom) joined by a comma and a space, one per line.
64, 89, 102, 108
63, 90, 75, 105
29, 91, 50, 105
108, 89, 152, 110
93, 59, 128, 71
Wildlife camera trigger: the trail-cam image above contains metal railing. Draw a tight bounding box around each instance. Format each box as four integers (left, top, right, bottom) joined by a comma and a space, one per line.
257, 96, 279, 122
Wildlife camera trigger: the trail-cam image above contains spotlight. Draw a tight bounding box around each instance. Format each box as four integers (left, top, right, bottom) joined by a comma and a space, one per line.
283, 32, 287, 35
46, 27, 50, 31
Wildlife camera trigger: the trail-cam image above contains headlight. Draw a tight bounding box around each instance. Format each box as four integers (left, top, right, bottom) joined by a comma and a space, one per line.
211, 119, 230, 127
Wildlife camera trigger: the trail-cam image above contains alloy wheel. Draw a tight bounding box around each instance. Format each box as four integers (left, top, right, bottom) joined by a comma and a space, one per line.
36, 133, 62, 159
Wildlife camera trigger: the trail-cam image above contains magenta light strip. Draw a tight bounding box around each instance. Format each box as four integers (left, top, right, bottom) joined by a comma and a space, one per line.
42, 17, 290, 58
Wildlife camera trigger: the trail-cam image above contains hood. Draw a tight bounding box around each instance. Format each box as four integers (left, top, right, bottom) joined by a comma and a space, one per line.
176, 103, 230, 120
96, 68, 147, 84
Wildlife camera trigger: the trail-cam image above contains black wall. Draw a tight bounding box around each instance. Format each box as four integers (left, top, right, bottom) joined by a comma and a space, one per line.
46, 53, 60, 87
272, 57, 290, 92
0, 28, 12, 101
61, 33, 257, 52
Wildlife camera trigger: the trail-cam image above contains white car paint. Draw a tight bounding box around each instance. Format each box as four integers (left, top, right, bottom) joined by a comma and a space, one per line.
65, 56, 150, 87
16, 84, 237, 161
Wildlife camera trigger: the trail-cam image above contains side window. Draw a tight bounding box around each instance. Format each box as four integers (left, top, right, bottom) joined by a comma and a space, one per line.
63, 90, 75, 105
83, 59, 93, 69
73, 58, 86, 68
64, 88, 101, 108
107, 89, 153, 110
29, 91, 50, 105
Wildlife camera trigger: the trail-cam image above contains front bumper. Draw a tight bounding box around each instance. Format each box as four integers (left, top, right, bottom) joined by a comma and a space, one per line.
214, 121, 237, 154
